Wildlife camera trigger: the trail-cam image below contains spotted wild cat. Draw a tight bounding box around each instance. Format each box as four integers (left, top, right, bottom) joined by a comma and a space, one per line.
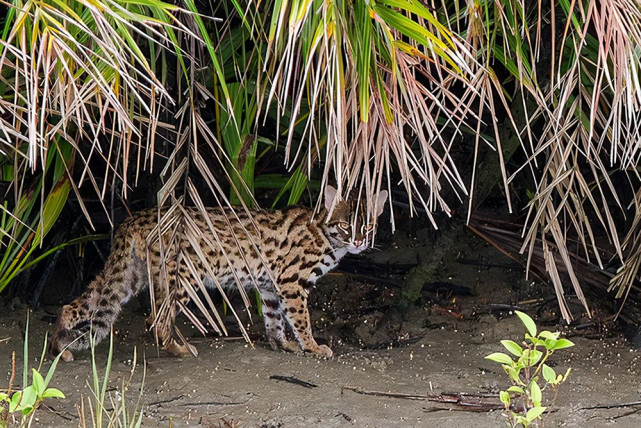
50, 186, 388, 361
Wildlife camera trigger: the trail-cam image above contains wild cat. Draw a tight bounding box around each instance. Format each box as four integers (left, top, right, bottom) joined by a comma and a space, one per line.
51, 186, 387, 360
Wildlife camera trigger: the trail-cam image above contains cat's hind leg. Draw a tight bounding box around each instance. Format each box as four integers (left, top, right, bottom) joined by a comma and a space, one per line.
147, 259, 198, 358
51, 224, 148, 361
51, 280, 120, 361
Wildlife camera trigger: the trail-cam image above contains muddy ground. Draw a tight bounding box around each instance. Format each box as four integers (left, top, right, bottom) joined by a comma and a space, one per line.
2, 225, 641, 427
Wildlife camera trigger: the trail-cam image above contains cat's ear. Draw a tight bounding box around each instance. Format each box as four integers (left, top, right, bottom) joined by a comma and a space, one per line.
324, 185, 338, 211
375, 190, 388, 217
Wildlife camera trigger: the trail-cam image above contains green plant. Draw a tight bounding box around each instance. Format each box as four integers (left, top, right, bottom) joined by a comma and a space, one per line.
0, 138, 73, 294
0, 314, 65, 428
485, 311, 574, 428
78, 329, 145, 428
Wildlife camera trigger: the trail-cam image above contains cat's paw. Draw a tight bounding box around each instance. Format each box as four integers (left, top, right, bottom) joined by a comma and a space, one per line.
314, 344, 333, 358
50, 328, 77, 362
60, 350, 75, 362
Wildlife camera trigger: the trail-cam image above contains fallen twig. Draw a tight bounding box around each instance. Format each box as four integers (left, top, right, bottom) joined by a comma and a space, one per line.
342, 387, 528, 413
613, 408, 641, 420
336, 412, 352, 422
518, 299, 542, 305
428, 392, 505, 410
341, 386, 427, 400
180, 401, 245, 407
270, 375, 317, 389
485, 304, 525, 312
580, 401, 641, 410
432, 306, 464, 319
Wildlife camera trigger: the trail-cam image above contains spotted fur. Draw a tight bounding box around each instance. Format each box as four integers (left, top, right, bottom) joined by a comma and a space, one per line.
50, 186, 387, 361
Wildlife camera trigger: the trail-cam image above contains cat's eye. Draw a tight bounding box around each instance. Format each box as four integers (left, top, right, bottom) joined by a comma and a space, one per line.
363, 224, 374, 232
338, 222, 350, 231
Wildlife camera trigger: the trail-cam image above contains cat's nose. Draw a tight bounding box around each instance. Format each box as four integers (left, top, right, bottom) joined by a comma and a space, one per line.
354, 240, 363, 247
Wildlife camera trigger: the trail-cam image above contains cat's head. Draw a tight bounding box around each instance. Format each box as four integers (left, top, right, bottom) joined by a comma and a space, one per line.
323, 185, 388, 254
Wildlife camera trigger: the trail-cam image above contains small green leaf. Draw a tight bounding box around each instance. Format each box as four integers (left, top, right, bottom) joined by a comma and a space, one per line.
501, 340, 523, 357
528, 350, 543, 366
9, 392, 22, 413
500, 390, 511, 406
0, 392, 8, 401
515, 311, 537, 337
526, 406, 546, 422
42, 388, 65, 399
551, 338, 575, 350
504, 365, 520, 382
485, 352, 514, 365
530, 380, 542, 406
538, 330, 560, 340
32, 369, 45, 396
537, 338, 551, 348
542, 364, 556, 383
507, 386, 525, 394
19, 385, 37, 409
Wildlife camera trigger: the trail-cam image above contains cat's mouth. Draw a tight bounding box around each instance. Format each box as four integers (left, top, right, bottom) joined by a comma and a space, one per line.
347, 241, 369, 254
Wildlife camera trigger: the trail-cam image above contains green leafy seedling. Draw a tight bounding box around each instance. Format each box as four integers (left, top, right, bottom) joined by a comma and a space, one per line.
1, 313, 65, 427
486, 311, 574, 427
6, 369, 65, 415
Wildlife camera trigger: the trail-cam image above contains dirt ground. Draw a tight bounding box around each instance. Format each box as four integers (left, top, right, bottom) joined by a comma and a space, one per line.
2, 226, 641, 427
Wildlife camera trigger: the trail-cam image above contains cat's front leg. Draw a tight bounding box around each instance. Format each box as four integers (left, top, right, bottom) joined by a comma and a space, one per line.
256, 284, 299, 352
277, 282, 333, 358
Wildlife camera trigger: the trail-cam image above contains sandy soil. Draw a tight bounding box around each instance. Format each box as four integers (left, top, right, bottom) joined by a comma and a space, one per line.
2, 227, 641, 427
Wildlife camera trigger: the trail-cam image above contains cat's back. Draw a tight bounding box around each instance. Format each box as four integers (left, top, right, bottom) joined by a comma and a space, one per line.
115, 205, 319, 268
